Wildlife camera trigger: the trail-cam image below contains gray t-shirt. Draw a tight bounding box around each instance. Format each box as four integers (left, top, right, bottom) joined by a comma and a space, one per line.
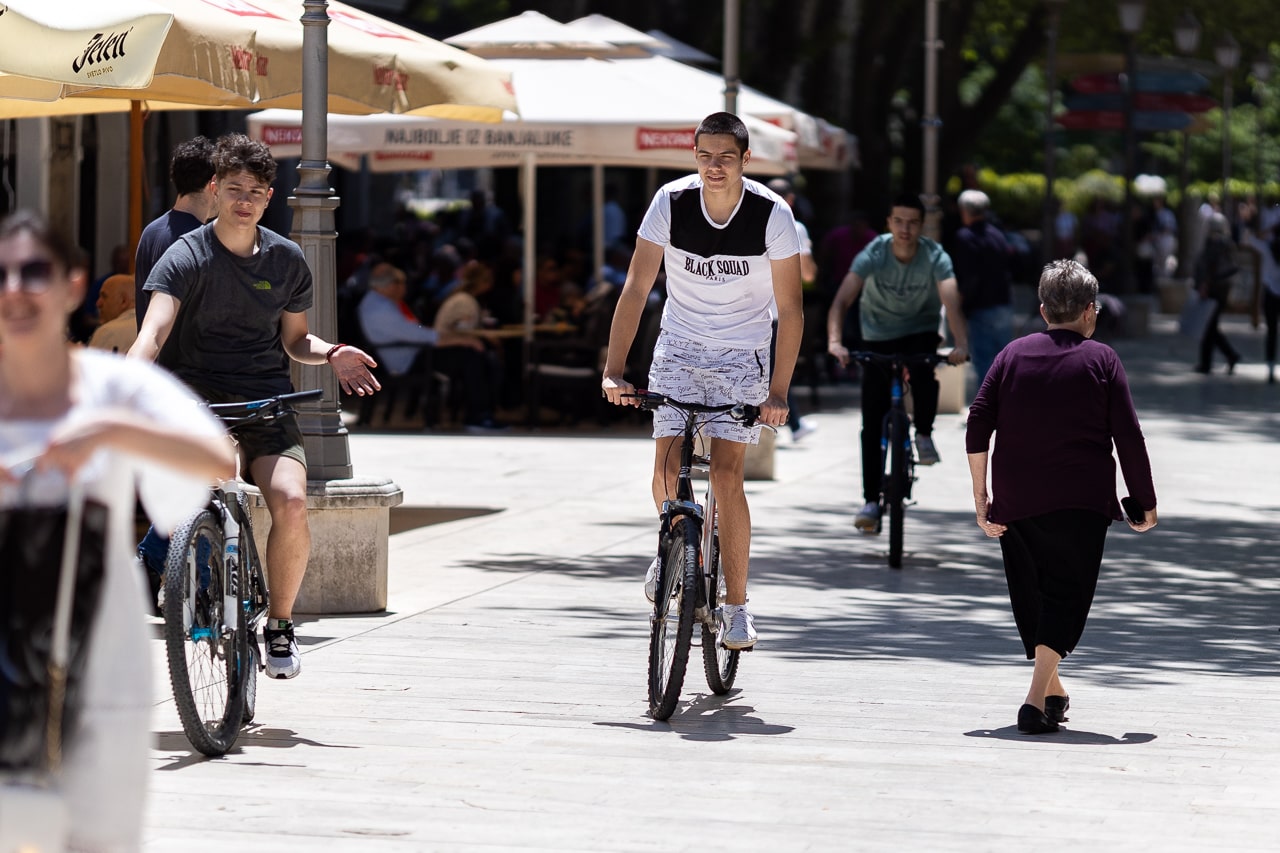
851, 233, 954, 341
145, 223, 313, 398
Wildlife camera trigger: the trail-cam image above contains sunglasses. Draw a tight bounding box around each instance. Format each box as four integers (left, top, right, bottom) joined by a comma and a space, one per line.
0, 259, 57, 294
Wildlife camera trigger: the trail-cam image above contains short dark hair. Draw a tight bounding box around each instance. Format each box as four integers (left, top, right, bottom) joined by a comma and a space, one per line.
1038, 259, 1098, 323
170, 136, 215, 197
695, 111, 749, 155
0, 209, 85, 273
889, 193, 926, 217
212, 132, 277, 185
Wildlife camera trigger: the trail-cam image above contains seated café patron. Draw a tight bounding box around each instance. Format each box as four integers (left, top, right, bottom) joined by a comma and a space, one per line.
358, 262, 500, 429
88, 273, 139, 353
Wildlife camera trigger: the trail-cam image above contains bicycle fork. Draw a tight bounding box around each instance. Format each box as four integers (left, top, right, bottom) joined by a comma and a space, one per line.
216, 494, 241, 638
880, 380, 917, 503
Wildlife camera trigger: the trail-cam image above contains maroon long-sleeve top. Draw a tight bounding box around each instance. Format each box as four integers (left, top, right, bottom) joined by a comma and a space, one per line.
965, 328, 1157, 524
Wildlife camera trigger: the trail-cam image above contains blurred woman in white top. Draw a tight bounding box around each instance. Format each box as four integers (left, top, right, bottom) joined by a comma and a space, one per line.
0, 210, 234, 852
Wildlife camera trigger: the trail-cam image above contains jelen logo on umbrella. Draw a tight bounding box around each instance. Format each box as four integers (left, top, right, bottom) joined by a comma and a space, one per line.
72, 29, 133, 78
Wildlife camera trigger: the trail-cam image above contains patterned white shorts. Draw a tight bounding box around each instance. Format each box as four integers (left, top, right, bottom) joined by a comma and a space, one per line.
647, 331, 770, 443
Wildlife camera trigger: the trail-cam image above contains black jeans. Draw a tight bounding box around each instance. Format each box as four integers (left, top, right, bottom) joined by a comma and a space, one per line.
859, 331, 940, 503
1198, 281, 1239, 369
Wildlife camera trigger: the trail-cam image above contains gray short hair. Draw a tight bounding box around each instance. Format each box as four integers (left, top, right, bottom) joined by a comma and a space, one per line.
957, 189, 990, 216
1038, 259, 1098, 324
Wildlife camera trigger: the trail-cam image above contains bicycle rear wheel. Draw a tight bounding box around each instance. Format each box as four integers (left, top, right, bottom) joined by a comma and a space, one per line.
648, 517, 698, 720
163, 509, 246, 755
885, 412, 909, 569
701, 498, 739, 694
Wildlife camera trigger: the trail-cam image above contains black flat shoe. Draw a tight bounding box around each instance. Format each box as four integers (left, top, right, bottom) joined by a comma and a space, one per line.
1017, 703, 1060, 734
1044, 694, 1070, 723
1227, 355, 1240, 375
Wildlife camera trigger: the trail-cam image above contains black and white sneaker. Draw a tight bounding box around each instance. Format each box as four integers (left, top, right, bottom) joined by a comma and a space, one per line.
263, 620, 301, 679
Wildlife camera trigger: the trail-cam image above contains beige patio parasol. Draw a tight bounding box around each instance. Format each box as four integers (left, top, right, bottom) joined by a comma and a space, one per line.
0, 0, 515, 117
0, 0, 517, 250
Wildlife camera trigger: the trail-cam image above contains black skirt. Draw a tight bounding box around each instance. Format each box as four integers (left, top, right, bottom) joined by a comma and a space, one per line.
998, 508, 1110, 659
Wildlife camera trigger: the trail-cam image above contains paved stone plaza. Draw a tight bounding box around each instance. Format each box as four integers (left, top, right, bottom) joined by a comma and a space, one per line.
142, 315, 1280, 851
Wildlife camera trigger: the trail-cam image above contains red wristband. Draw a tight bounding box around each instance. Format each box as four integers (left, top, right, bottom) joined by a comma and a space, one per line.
325, 343, 348, 362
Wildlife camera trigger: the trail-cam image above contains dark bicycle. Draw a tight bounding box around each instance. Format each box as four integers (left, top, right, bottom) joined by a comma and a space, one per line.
163, 388, 322, 756
625, 391, 762, 721
848, 351, 951, 569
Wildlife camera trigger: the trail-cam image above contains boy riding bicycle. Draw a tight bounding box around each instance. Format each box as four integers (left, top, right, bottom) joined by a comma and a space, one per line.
601, 112, 803, 651
826, 193, 969, 532
130, 134, 379, 679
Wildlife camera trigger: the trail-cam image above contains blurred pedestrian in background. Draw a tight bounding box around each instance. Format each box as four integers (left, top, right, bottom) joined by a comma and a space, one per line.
1193, 212, 1241, 375
949, 189, 1012, 389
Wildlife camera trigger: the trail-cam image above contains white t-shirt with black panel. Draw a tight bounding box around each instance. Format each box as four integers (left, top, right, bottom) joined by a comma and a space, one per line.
638, 175, 800, 350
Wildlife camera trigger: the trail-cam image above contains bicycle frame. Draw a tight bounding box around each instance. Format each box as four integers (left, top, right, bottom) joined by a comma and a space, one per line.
627, 391, 760, 718
850, 352, 949, 567
662, 414, 716, 627
164, 388, 320, 755
881, 368, 914, 501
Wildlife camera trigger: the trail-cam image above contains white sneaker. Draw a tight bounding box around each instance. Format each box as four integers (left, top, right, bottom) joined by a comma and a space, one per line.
644, 557, 659, 603
790, 417, 818, 443
854, 501, 881, 533
263, 620, 301, 679
719, 604, 757, 650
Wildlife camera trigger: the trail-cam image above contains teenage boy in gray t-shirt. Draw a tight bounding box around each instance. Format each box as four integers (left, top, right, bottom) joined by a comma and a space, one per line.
131, 133, 380, 680
826, 193, 970, 533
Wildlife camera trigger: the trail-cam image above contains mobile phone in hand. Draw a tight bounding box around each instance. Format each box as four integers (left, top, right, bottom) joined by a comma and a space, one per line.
1121, 496, 1145, 524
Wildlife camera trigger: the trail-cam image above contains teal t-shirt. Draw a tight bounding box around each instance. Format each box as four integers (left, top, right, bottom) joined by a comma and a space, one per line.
851, 233, 954, 341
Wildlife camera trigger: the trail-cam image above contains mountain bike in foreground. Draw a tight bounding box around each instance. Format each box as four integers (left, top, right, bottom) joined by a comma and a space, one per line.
163, 389, 322, 755
626, 391, 763, 721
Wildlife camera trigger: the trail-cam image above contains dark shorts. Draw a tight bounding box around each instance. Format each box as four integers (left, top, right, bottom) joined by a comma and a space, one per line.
189, 383, 307, 484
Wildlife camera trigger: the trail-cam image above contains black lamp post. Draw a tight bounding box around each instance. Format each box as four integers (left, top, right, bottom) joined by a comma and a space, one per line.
1173, 9, 1201, 277
1215, 32, 1241, 223
1252, 55, 1272, 206
1041, 0, 1068, 266
1118, 0, 1146, 294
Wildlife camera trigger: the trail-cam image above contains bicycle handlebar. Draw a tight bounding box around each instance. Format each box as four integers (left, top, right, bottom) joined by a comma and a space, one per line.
207, 389, 324, 425
622, 391, 760, 426
847, 351, 953, 371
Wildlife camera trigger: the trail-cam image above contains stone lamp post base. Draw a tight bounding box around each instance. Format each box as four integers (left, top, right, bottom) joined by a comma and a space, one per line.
246, 477, 404, 614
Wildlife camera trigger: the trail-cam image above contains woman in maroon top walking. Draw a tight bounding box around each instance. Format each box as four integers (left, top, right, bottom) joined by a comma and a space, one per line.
965, 259, 1158, 735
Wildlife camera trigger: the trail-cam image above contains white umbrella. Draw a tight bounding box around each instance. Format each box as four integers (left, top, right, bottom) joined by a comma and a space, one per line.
0, 0, 517, 254
565, 15, 663, 51
0, 0, 516, 118
445, 10, 618, 58
644, 30, 717, 66
250, 107, 796, 174
248, 57, 798, 341
0, 0, 175, 95
594, 52, 854, 172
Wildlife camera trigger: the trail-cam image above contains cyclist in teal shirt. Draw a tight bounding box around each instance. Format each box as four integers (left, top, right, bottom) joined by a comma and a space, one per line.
827, 193, 969, 532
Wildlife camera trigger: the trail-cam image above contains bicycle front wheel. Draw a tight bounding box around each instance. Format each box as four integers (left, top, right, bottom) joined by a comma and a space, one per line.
648, 517, 698, 720
885, 412, 909, 569
163, 509, 246, 755
701, 498, 739, 694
